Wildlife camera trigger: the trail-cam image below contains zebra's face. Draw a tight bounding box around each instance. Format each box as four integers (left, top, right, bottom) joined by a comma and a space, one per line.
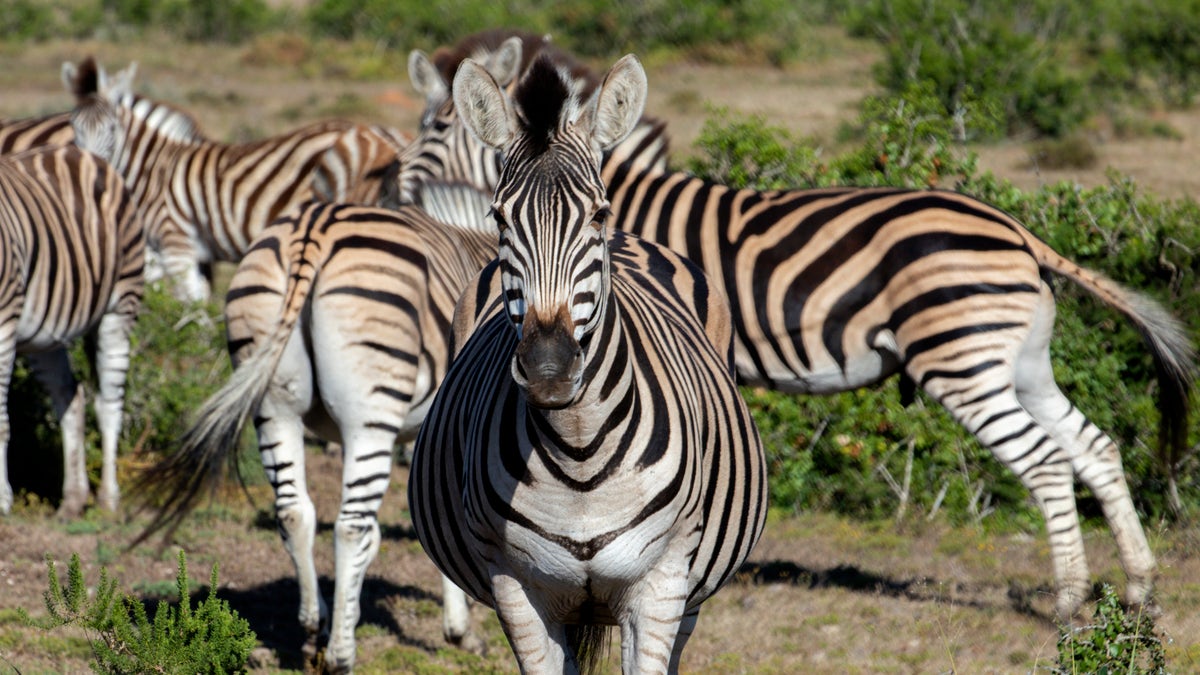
455, 51, 647, 408
493, 147, 612, 408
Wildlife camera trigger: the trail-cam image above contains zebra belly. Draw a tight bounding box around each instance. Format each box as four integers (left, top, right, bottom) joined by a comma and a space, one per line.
734, 337, 900, 395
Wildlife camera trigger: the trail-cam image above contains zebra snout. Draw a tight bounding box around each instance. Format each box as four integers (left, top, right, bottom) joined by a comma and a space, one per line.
513, 316, 583, 408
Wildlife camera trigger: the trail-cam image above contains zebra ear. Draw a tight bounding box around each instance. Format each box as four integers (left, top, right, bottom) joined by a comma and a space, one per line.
586, 54, 647, 151
484, 36, 524, 88
453, 58, 515, 150
99, 61, 138, 101
408, 49, 447, 107
61, 61, 77, 95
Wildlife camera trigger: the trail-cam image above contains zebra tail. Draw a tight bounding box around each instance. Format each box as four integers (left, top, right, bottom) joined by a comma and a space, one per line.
1034, 239, 1196, 462
566, 624, 613, 675
131, 212, 328, 548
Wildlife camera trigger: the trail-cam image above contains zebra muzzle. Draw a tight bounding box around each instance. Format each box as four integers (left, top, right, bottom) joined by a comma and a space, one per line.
512, 314, 584, 408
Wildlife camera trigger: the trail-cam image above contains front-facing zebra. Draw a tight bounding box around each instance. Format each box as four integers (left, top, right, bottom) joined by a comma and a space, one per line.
0, 144, 144, 517
409, 54, 767, 673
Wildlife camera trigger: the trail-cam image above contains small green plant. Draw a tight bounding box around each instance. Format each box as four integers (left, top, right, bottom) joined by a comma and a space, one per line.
1053, 584, 1167, 674
20, 550, 256, 674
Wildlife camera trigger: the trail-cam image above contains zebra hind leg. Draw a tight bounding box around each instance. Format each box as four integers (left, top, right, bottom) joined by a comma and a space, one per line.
254, 363, 328, 662
28, 350, 90, 519
920, 359, 1090, 619
1014, 288, 1155, 612
324, 427, 396, 674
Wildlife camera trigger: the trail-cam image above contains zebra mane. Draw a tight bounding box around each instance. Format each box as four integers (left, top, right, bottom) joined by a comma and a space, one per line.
122, 93, 206, 144
512, 54, 596, 153
68, 56, 99, 100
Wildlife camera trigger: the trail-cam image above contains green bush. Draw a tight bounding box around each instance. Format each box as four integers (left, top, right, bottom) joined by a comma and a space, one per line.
1115, 0, 1200, 107
20, 550, 256, 674
843, 0, 1089, 137
1053, 584, 1166, 674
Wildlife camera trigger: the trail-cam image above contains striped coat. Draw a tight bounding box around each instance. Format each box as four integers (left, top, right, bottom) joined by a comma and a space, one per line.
0, 144, 143, 517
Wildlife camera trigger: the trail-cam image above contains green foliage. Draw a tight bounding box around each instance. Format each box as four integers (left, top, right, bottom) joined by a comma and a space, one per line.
1053, 584, 1166, 674
843, 0, 1089, 137
1114, 0, 1200, 106
122, 286, 232, 460
20, 551, 256, 675
0, 0, 55, 40
154, 0, 276, 43
301, 0, 809, 64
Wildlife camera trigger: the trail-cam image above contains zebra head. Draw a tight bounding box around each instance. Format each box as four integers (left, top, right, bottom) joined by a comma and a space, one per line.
62, 58, 136, 164
455, 53, 646, 408
393, 35, 525, 205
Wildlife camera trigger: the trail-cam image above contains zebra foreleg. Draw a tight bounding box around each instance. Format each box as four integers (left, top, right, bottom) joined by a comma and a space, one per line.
491, 570, 572, 674
28, 350, 90, 518
92, 312, 134, 512
620, 558, 690, 675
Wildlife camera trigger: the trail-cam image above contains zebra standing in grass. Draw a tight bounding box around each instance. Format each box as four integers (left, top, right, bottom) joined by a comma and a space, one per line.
67, 58, 405, 303
394, 35, 1195, 619
0, 143, 144, 518
409, 54, 767, 674
132, 183, 496, 673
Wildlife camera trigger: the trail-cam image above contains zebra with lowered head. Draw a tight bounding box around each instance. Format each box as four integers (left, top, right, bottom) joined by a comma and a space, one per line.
396, 34, 1195, 620
0, 143, 144, 517
408, 53, 767, 673
67, 57, 404, 303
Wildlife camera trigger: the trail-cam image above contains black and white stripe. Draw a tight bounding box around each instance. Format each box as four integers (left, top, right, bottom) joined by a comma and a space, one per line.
0, 143, 144, 518
132, 185, 495, 672
409, 54, 767, 674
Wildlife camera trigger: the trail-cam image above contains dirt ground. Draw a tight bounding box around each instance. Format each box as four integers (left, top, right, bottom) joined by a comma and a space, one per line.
1, 33, 1199, 674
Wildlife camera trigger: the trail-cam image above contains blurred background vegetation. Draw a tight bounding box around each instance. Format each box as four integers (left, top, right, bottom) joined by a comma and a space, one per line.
4, 0, 1198, 533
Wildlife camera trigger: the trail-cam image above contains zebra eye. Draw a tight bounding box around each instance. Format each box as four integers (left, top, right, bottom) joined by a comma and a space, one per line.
590, 207, 612, 230
489, 207, 508, 232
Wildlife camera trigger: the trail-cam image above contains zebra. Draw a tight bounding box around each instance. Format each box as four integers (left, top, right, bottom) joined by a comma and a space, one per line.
66, 57, 405, 303
390, 36, 1194, 619
0, 58, 116, 154
130, 183, 497, 673
408, 54, 768, 674
0, 143, 144, 518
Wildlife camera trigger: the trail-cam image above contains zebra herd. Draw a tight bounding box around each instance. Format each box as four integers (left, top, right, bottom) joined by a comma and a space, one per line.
1, 28, 1194, 674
